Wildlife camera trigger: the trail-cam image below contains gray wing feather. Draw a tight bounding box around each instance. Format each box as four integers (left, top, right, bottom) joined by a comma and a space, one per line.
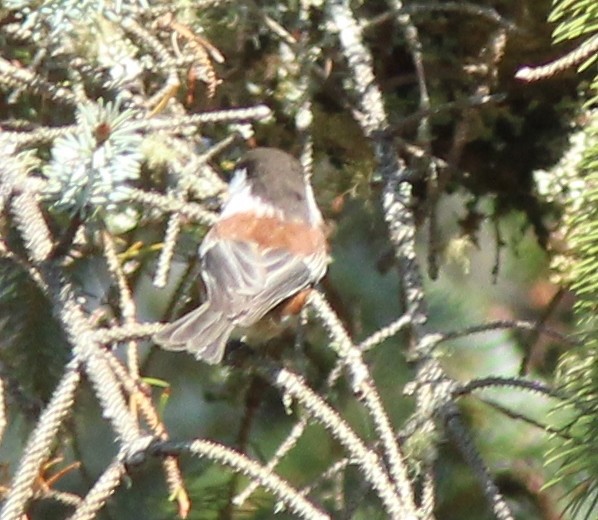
202, 239, 266, 300
201, 238, 313, 325
154, 237, 322, 363
153, 303, 234, 364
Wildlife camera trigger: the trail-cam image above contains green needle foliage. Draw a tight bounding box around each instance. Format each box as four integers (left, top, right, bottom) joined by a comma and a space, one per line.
546, 118, 598, 520
44, 98, 143, 232
542, 1, 598, 517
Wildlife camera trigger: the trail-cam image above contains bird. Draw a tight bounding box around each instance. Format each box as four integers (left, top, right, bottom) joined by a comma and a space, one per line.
153, 147, 329, 364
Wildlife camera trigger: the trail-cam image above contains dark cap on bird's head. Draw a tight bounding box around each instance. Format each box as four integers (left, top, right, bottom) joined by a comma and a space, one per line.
234, 147, 314, 222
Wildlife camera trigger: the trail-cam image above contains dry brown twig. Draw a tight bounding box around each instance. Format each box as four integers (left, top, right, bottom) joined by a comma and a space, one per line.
156, 12, 224, 101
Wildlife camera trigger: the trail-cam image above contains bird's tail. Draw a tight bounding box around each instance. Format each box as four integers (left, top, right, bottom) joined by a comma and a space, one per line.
153, 303, 234, 364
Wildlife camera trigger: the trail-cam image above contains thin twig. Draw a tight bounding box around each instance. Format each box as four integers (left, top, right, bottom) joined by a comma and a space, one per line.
520, 287, 566, 375
233, 416, 309, 507
454, 376, 561, 400
478, 398, 571, 439
94, 322, 164, 343
136, 105, 272, 132
388, 0, 439, 279
0, 361, 82, 520
235, 305, 409, 507
103, 231, 141, 380
66, 458, 126, 520
127, 188, 218, 224
0, 377, 5, 445
435, 320, 578, 347
153, 203, 183, 288
103, 352, 190, 518
300, 457, 353, 498
2, 125, 77, 148
265, 365, 409, 519
151, 439, 330, 520
516, 34, 598, 82
309, 291, 417, 516
0, 57, 77, 105
358, 313, 413, 352
444, 407, 515, 520
366, 2, 520, 33
34, 489, 83, 509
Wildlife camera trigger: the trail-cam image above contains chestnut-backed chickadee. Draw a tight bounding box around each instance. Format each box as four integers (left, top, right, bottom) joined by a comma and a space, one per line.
154, 147, 329, 364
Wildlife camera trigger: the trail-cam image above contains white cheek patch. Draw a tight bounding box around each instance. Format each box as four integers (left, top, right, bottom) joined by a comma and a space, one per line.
220, 168, 285, 220
227, 167, 247, 197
